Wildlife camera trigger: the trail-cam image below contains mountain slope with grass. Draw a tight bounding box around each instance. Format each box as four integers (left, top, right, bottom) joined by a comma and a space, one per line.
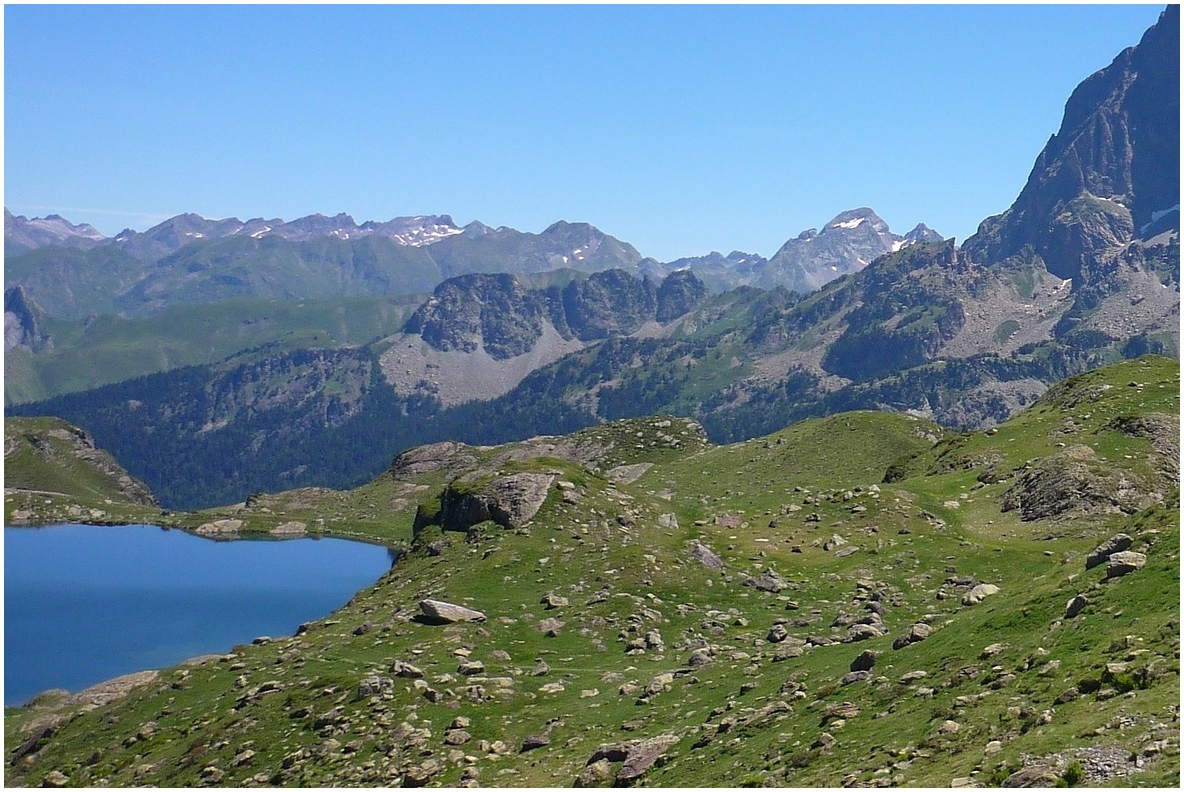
5, 356, 1178, 788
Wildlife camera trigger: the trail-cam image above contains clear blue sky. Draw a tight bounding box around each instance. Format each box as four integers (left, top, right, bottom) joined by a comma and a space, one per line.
3, 3, 1167, 261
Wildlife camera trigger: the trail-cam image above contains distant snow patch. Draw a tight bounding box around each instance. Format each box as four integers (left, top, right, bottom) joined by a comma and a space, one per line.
831, 217, 865, 230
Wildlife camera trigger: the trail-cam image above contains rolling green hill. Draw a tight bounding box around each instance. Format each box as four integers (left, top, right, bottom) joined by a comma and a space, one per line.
5, 357, 1178, 787
4, 294, 422, 406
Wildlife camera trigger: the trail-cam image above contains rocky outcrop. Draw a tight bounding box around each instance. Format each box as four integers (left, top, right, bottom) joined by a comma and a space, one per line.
1001, 444, 1159, 520
390, 442, 480, 478
403, 268, 708, 361
414, 471, 556, 538
4, 286, 50, 351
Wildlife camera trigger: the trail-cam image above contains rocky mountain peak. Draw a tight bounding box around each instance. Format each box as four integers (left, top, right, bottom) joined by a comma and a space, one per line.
4, 208, 106, 255
963, 4, 1179, 280
822, 207, 890, 236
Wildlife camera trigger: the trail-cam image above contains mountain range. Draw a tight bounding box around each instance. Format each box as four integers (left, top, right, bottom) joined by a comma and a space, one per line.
4, 5, 1179, 512
5, 204, 930, 322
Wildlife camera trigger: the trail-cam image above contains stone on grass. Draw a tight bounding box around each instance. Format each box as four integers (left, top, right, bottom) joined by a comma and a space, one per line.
418, 599, 486, 624
1085, 533, 1133, 569
962, 583, 1000, 605
689, 541, 725, 570
742, 569, 790, 593
1105, 551, 1146, 579
617, 734, 681, 783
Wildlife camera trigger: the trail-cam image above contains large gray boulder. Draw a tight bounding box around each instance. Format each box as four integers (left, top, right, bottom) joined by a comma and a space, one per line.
1086, 533, 1134, 569
418, 599, 487, 624
962, 583, 1000, 606
689, 541, 725, 570
1105, 551, 1147, 579
438, 472, 556, 533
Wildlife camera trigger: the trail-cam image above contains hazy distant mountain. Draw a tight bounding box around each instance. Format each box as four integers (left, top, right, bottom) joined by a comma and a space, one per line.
640, 209, 944, 294
5, 204, 936, 318
4, 208, 106, 256
760, 208, 944, 292
3, 213, 646, 320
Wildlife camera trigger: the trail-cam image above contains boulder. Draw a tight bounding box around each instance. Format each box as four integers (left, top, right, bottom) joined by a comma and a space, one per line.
1065, 594, 1088, 618
962, 583, 1000, 605
689, 541, 725, 570
520, 734, 550, 752
195, 519, 243, 537
1106, 551, 1147, 579
742, 569, 790, 593
418, 599, 487, 624
540, 592, 569, 609
433, 472, 556, 535
617, 734, 681, 783
1086, 533, 1134, 569
850, 649, 879, 672
1001, 765, 1060, 787
269, 521, 307, 536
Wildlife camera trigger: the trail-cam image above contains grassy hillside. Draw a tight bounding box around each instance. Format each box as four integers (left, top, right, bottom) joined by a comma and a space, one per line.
4, 358, 1178, 787
5, 295, 422, 405
4, 417, 161, 525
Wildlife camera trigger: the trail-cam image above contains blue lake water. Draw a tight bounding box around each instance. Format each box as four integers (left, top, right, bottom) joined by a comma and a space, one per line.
4, 523, 393, 706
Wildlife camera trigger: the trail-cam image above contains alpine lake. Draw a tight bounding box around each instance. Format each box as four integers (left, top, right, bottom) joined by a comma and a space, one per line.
4, 523, 394, 706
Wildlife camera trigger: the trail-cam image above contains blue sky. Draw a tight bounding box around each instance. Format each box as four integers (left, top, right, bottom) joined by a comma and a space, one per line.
3, 3, 1167, 261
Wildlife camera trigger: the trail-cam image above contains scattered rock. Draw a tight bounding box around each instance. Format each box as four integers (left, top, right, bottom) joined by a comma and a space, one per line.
392, 660, 425, 678
823, 534, 848, 551
1065, 594, 1088, 618
536, 618, 565, 637
41, 771, 69, 788
840, 670, 869, 686
458, 660, 486, 676
520, 734, 551, 752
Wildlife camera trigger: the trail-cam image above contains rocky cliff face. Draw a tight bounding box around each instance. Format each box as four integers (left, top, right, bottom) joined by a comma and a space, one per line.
4, 286, 49, 351
964, 5, 1180, 282
401, 268, 708, 361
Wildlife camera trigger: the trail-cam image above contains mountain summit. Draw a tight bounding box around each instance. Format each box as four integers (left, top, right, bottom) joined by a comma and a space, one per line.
964, 4, 1180, 280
